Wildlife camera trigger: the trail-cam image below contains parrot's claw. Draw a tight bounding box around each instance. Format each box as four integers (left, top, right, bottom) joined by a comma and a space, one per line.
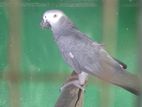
60, 80, 85, 92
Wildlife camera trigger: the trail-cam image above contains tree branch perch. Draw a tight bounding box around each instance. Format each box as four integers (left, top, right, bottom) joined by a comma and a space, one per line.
55, 71, 85, 107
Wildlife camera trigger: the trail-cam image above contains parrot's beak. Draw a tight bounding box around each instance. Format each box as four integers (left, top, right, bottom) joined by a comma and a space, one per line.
40, 20, 51, 29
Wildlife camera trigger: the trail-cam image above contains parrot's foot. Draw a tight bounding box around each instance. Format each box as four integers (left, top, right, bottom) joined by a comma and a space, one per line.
60, 72, 88, 92
60, 80, 85, 92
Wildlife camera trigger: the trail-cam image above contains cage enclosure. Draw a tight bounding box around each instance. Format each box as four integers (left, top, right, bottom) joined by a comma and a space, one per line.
0, 0, 141, 107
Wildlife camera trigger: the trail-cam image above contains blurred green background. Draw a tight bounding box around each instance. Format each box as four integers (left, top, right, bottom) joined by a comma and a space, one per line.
0, 0, 139, 107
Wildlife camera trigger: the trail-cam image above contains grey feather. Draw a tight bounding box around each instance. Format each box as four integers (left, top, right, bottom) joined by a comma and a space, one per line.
41, 10, 140, 95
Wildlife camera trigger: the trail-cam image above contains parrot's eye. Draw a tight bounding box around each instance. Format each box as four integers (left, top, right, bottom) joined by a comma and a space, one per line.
53, 14, 57, 18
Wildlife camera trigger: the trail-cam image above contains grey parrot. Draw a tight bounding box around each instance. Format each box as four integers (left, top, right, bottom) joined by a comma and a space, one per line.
40, 9, 140, 95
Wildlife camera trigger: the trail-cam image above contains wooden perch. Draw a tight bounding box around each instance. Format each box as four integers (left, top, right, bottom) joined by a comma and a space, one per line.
55, 71, 86, 107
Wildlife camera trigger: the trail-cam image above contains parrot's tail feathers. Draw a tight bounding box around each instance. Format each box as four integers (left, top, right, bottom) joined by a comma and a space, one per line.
116, 83, 140, 95
110, 71, 141, 95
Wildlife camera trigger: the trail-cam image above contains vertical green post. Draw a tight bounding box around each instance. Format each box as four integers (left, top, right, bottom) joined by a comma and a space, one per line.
6, 0, 21, 107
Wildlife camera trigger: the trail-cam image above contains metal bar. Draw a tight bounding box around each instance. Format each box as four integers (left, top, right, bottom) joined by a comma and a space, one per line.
6, 0, 21, 107
102, 0, 118, 107
137, 0, 142, 106
102, 0, 118, 54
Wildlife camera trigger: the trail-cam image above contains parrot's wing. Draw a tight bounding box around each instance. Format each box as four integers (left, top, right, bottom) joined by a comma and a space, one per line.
67, 30, 125, 79
61, 28, 126, 77
66, 29, 124, 78
68, 31, 140, 95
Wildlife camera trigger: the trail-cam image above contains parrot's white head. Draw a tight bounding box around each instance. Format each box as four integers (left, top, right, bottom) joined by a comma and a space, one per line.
41, 10, 65, 29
